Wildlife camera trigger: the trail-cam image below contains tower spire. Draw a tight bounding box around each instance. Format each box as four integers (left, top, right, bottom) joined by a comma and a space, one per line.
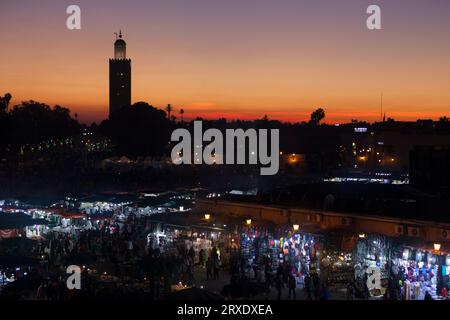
110, 30, 131, 117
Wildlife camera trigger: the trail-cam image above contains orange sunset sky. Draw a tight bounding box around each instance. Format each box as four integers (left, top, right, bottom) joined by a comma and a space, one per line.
1, 0, 450, 124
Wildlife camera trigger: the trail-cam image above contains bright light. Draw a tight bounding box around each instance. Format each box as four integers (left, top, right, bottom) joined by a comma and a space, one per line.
293, 224, 300, 231
246, 219, 252, 226
434, 243, 441, 251
359, 233, 366, 238
402, 249, 410, 260
204, 214, 211, 221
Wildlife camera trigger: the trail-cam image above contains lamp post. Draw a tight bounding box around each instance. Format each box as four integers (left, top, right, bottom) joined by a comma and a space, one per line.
293, 224, 300, 232
246, 219, 252, 226
434, 243, 441, 252
204, 214, 211, 221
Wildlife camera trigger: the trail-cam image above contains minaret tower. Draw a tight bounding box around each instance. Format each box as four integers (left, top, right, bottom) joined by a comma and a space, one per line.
109, 30, 131, 117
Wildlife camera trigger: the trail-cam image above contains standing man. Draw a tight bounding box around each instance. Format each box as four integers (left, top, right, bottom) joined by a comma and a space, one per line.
288, 273, 296, 300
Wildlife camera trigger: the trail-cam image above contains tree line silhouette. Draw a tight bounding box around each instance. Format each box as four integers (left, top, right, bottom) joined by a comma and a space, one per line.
2, 92, 450, 160
0, 96, 79, 156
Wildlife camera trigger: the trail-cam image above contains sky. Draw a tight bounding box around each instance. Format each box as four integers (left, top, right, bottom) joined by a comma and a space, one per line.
1, 0, 450, 124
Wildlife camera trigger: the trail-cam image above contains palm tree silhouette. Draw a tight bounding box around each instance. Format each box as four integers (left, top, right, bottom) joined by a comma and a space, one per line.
0, 93, 12, 113
165, 104, 173, 120
180, 108, 185, 123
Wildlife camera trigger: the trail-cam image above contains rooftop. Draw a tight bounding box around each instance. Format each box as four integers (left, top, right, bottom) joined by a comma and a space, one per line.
219, 182, 450, 223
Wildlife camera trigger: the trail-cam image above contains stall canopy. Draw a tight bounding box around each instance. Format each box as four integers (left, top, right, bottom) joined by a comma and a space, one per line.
58, 211, 86, 219
78, 193, 140, 205
0, 206, 21, 212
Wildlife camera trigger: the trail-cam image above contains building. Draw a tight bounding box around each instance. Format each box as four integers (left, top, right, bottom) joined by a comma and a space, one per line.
195, 182, 450, 246
109, 31, 131, 117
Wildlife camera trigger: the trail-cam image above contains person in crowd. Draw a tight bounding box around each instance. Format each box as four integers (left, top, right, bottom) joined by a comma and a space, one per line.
282, 263, 290, 286
213, 256, 220, 280
188, 246, 196, 264
287, 273, 296, 300
275, 274, 284, 300
322, 284, 331, 300
212, 246, 218, 261
440, 286, 448, 298
46, 280, 57, 300
304, 273, 313, 300
346, 281, 354, 300
198, 248, 205, 267
206, 258, 213, 281
264, 258, 272, 287
36, 281, 47, 300
312, 273, 321, 300
240, 257, 246, 274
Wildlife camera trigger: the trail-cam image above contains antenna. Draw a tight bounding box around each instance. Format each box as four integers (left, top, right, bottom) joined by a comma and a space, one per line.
380, 93, 383, 123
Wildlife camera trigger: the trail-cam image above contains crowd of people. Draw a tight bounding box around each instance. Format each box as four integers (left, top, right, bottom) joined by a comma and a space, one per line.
1, 211, 401, 301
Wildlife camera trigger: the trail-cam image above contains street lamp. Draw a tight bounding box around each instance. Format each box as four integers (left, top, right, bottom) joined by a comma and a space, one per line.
359, 233, 366, 239
293, 224, 300, 231
434, 243, 441, 251
246, 219, 252, 226
204, 214, 211, 221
